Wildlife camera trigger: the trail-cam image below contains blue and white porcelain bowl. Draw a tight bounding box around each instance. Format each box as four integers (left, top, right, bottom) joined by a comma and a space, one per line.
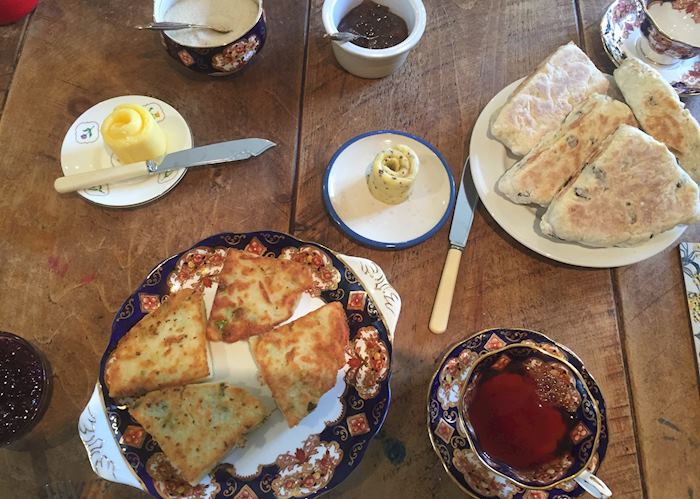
154, 0, 266, 76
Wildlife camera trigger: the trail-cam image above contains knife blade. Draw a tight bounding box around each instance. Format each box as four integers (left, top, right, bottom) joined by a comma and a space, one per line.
429, 156, 479, 335
54, 138, 276, 194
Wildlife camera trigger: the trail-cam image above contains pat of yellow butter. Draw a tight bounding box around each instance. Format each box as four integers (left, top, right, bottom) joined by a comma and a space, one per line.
101, 104, 166, 164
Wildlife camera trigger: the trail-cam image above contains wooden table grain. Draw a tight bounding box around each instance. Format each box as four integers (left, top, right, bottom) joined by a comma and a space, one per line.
0, 1, 697, 498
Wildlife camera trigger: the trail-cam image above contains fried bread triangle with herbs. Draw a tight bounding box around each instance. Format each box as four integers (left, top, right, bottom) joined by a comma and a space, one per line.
250, 301, 349, 427
129, 383, 268, 484
104, 288, 209, 399
206, 249, 313, 343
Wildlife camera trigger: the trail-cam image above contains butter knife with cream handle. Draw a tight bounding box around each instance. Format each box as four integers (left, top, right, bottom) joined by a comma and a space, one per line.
429, 157, 479, 334
54, 138, 275, 194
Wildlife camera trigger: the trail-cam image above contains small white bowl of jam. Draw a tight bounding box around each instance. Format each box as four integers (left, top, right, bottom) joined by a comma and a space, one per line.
322, 0, 426, 79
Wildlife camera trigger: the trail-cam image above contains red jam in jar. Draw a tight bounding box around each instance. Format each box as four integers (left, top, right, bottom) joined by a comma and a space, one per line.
0, 332, 50, 446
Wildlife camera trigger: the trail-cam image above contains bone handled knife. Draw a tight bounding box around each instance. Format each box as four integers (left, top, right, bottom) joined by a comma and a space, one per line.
54, 138, 276, 194
429, 157, 479, 335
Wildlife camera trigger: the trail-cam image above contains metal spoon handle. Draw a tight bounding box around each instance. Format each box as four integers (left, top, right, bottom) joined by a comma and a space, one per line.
324, 32, 359, 42
324, 32, 378, 43
135, 22, 230, 33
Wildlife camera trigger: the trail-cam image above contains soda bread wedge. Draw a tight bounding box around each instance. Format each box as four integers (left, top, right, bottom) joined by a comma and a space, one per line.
540, 125, 700, 247
207, 249, 313, 343
130, 383, 268, 484
490, 42, 609, 156
614, 57, 700, 183
498, 94, 637, 206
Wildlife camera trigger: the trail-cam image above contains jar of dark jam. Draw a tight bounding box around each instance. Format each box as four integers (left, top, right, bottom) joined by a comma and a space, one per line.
0, 332, 51, 447
338, 1, 409, 50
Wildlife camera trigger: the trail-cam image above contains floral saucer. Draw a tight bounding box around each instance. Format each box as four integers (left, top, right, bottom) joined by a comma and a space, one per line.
323, 130, 456, 250
60, 95, 192, 208
79, 231, 400, 498
601, 0, 700, 96
427, 328, 608, 498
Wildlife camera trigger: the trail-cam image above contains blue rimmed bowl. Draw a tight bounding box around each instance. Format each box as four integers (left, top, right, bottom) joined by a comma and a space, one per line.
322, 130, 456, 250
154, 0, 266, 76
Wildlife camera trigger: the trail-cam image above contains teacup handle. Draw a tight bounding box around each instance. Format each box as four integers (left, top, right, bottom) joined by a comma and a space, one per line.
575, 470, 612, 498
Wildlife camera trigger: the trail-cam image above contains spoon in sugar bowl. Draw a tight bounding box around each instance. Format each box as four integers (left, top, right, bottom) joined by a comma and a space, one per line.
135, 21, 233, 33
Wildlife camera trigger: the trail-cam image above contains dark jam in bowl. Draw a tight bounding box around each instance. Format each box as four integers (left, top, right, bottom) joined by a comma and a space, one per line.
0, 332, 50, 446
338, 1, 409, 49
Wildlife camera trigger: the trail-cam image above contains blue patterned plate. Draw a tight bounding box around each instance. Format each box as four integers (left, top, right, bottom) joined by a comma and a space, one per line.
79, 231, 401, 498
427, 328, 608, 499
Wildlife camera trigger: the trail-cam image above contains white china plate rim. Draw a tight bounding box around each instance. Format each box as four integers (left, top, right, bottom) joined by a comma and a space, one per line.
469, 78, 685, 268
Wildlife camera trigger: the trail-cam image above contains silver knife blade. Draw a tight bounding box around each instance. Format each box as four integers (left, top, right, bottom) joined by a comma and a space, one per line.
149, 138, 276, 173
449, 157, 479, 249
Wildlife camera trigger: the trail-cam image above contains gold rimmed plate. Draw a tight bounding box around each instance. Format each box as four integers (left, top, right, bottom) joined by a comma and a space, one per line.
78, 231, 401, 497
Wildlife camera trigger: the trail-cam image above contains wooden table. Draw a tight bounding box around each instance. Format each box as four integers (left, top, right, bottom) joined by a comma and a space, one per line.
1, 1, 698, 497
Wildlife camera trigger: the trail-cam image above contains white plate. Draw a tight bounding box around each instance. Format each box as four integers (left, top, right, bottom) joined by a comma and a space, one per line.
470, 78, 685, 268
60, 95, 192, 208
323, 130, 456, 249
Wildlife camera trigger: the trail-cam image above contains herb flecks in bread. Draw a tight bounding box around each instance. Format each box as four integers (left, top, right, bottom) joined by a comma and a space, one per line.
104, 288, 209, 399
250, 302, 349, 427
207, 249, 313, 343
130, 383, 268, 485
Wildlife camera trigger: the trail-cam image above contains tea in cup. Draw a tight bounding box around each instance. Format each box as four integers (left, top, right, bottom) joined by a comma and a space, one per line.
458, 344, 611, 498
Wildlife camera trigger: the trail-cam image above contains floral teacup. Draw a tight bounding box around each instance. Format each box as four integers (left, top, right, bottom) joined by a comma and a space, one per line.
153, 0, 266, 76
638, 0, 700, 65
457, 344, 612, 498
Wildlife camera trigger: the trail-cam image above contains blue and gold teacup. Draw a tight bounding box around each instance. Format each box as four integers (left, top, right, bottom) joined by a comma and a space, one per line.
457, 344, 612, 498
